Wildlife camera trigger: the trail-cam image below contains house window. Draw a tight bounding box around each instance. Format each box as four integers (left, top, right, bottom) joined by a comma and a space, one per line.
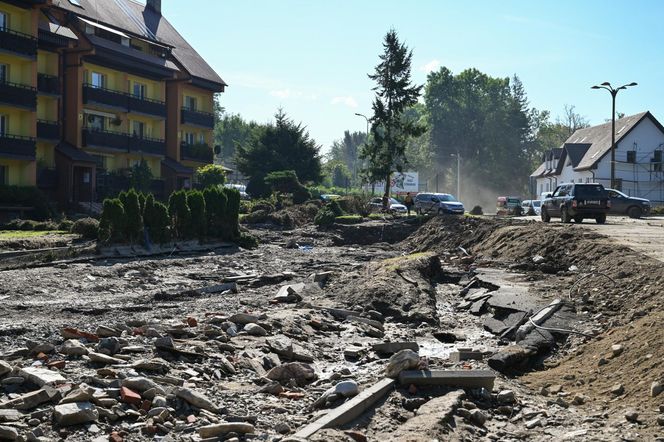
86, 114, 105, 131
132, 121, 145, 138
0, 165, 6, 185
184, 132, 195, 145
626, 151, 636, 163
0, 12, 7, 31
91, 72, 106, 89
0, 115, 7, 135
198, 133, 205, 144
0, 64, 8, 83
654, 150, 663, 173
133, 82, 147, 99
184, 96, 197, 111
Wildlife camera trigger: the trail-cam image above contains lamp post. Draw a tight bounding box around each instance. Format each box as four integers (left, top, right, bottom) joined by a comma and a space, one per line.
354, 112, 371, 194
591, 81, 637, 189
450, 152, 461, 200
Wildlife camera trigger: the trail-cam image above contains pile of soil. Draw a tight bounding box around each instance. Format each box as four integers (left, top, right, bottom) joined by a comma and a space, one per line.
242, 203, 320, 230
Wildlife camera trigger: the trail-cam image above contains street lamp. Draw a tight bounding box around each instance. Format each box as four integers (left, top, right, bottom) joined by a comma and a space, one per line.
354, 112, 371, 193
591, 81, 637, 189
450, 152, 461, 200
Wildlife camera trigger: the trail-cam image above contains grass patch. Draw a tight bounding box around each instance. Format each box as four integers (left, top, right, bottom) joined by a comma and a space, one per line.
335, 215, 364, 225
0, 230, 68, 240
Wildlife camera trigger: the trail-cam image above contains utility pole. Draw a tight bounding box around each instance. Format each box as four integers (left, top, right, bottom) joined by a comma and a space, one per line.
354, 112, 370, 193
592, 82, 637, 189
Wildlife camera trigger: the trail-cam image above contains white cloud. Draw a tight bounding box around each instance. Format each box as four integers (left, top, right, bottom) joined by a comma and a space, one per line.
270, 89, 292, 99
420, 59, 441, 73
331, 96, 358, 108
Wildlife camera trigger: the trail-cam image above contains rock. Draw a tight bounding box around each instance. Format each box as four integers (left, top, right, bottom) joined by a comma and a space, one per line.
497, 390, 515, 404
96, 326, 122, 338
122, 378, 165, 395
258, 381, 283, 395
611, 344, 624, 357
572, 394, 587, 405
469, 409, 487, 426
29, 343, 55, 355
175, 388, 221, 413
60, 340, 89, 357
87, 352, 124, 365
267, 336, 313, 362
371, 342, 419, 355
229, 313, 260, 325
53, 402, 99, 426
96, 337, 121, 356
611, 384, 625, 395
19, 367, 66, 387
598, 357, 608, 366
625, 409, 639, 423
385, 349, 419, 378
275, 423, 291, 434
120, 387, 141, 405
657, 415, 664, 426
0, 386, 60, 410
651, 381, 663, 398
266, 362, 316, 386
0, 410, 23, 423
0, 425, 18, 441
152, 396, 167, 408
532, 255, 545, 264
218, 355, 236, 375
0, 361, 11, 377
274, 284, 304, 303
132, 359, 169, 373
313, 380, 359, 408
244, 323, 268, 337
199, 422, 255, 438
525, 417, 542, 429
60, 385, 95, 404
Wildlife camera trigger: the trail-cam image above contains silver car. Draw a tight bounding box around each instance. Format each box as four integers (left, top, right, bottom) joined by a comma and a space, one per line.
414, 193, 465, 215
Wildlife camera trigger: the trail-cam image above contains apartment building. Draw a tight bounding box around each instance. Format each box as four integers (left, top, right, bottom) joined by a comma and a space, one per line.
0, 0, 225, 206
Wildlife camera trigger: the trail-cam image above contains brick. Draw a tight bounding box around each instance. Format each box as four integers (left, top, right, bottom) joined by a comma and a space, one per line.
120, 387, 142, 405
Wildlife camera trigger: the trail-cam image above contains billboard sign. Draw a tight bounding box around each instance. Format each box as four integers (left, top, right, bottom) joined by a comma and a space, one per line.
391, 172, 418, 193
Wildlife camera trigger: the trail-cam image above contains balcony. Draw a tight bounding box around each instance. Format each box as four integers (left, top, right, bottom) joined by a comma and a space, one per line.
0, 81, 37, 110
180, 143, 213, 163
37, 73, 59, 95
82, 128, 165, 156
0, 133, 36, 160
83, 84, 166, 117
181, 107, 215, 128
37, 120, 60, 141
0, 27, 37, 58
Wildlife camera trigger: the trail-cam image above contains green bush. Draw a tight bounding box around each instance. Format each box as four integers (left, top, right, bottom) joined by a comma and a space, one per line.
337, 196, 368, 216
650, 206, 664, 215
71, 218, 99, 240
124, 189, 143, 243
242, 209, 269, 224
187, 190, 207, 239
251, 200, 275, 213
264, 170, 311, 204
58, 219, 74, 231
470, 205, 483, 215
335, 215, 364, 224
237, 232, 259, 249
239, 200, 251, 214
314, 206, 336, 227
195, 164, 227, 189
0, 186, 52, 220
328, 200, 344, 217
169, 190, 192, 239
203, 187, 228, 239
144, 196, 170, 244
129, 159, 153, 194
224, 188, 241, 240
99, 199, 125, 243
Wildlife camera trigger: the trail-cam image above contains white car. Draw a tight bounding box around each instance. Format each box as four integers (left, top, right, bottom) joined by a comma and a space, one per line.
368, 197, 407, 213
522, 200, 542, 216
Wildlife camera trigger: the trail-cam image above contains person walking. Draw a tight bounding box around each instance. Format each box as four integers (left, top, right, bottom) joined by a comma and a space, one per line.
405, 192, 414, 216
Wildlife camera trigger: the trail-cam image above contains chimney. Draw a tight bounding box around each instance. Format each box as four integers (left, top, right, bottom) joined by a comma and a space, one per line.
146, 0, 161, 15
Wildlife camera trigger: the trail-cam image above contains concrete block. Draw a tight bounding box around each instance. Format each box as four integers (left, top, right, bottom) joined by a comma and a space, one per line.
449, 350, 483, 362
398, 370, 495, 390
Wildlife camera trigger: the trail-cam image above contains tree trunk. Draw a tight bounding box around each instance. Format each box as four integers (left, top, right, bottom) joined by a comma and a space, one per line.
383, 173, 391, 210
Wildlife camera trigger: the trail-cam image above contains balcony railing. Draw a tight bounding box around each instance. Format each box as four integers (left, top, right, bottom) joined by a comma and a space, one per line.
37, 73, 59, 95
181, 107, 215, 128
82, 128, 165, 156
0, 81, 37, 109
37, 120, 59, 141
180, 143, 213, 163
83, 84, 166, 117
0, 27, 37, 58
0, 133, 36, 160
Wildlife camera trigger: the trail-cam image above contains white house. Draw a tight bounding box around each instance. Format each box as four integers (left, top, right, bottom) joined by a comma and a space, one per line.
531, 111, 664, 203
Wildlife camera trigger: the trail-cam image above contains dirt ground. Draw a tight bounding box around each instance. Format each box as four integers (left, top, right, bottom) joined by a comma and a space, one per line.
0, 216, 663, 441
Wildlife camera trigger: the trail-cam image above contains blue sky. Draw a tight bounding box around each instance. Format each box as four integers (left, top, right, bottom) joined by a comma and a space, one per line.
163, 0, 664, 153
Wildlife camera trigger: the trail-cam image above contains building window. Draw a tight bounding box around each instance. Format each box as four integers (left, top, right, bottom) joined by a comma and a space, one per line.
0, 165, 6, 185
626, 151, 636, 163
0, 115, 7, 135
654, 150, 663, 173
132, 121, 145, 138
198, 133, 205, 144
86, 114, 105, 131
184, 132, 195, 145
0, 12, 7, 31
184, 96, 197, 111
91, 72, 106, 89
133, 83, 146, 99
0, 64, 8, 83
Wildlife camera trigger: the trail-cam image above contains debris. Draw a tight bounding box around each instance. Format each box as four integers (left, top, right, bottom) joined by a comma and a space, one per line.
228, 313, 260, 325
174, 387, 221, 413
244, 323, 268, 336
18, 367, 66, 387
625, 409, 639, 423
87, 352, 125, 365
611, 384, 625, 395
449, 349, 483, 362
266, 362, 316, 386
0, 386, 60, 410
312, 380, 359, 409
53, 402, 98, 426
0, 361, 11, 377
60, 339, 89, 356
651, 380, 663, 397
398, 370, 495, 389
61, 328, 99, 342
497, 390, 516, 404
199, 282, 239, 294
120, 387, 142, 405
199, 422, 255, 438
385, 349, 420, 378
0, 425, 19, 441
515, 299, 563, 341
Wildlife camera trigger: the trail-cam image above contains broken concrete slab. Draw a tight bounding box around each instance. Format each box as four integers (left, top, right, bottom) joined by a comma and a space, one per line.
464, 288, 491, 301
0, 386, 60, 410
516, 299, 563, 341
449, 349, 483, 362
293, 378, 396, 440
371, 342, 419, 355
0, 409, 23, 422
19, 367, 66, 387
347, 316, 384, 332
53, 402, 98, 426
398, 370, 495, 390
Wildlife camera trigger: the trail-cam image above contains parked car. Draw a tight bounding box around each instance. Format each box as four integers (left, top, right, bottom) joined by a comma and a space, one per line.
320, 194, 341, 202
606, 188, 650, 218
496, 196, 523, 216
367, 197, 407, 213
521, 200, 541, 216
541, 183, 610, 224
414, 193, 465, 215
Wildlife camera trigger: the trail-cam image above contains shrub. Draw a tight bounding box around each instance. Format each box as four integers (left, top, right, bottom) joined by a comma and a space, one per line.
337, 196, 368, 216
335, 215, 364, 225
251, 200, 275, 213
264, 170, 311, 204
328, 200, 344, 217
33, 221, 59, 231
71, 218, 99, 240
224, 188, 241, 240
203, 187, 228, 239
138, 192, 147, 215
237, 232, 259, 249
144, 198, 170, 244
169, 190, 192, 239
0, 185, 52, 220
239, 200, 251, 214
470, 205, 483, 215
129, 160, 153, 194
195, 164, 227, 189
652, 206, 664, 215
58, 219, 74, 231
99, 199, 125, 243
314, 206, 336, 227
124, 189, 143, 243
187, 190, 207, 239
242, 209, 269, 224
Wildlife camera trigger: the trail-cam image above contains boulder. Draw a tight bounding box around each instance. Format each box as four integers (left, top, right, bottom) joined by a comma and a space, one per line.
60, 340, 88, 357
651, 381, 663, 398
385, 349, 419, 378
0, 425, 18, 441
0, 361, 11, 377
229, 313, 260, 325
266, 362, 316, 386
174, 388, 220, 413
244, 323, 268, 337
53, 402, 98, 426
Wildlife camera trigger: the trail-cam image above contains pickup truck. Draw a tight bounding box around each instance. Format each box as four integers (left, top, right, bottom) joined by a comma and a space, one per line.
541, 183, 610, 224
